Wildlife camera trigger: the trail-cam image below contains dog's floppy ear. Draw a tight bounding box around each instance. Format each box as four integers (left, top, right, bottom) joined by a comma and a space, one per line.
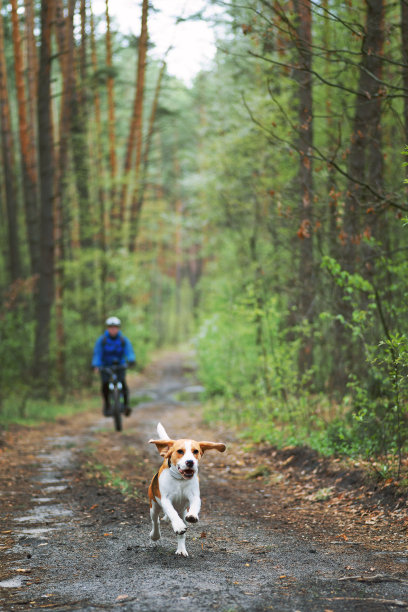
199, 441, 226, 454
149, 439, 175, 457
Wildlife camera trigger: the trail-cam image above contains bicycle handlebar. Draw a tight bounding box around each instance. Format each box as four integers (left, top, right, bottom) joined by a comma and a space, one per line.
99, 363, 128, 373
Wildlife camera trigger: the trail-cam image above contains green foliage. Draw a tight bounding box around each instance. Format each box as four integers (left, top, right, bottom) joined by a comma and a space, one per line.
0, 279, 36, 406
84, 460, 139, 498
319, 255, 408, 472
197, 283, 299, 402
2, 0, 408, 482
0, 394, 100, 426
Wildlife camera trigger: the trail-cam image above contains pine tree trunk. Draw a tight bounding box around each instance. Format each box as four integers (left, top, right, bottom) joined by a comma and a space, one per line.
90, 2, 108, 318
105, 0, 117, 211
338, 0, 384, 381
127, 55, 167, 249
25, 0, 38, 145
80, 0, 87, 105
54, 0, 74, 391
32, 0, 55, 396
65, 0, 91, 249
173, 155, 183, 344
401, 0, 408, 149
294, 0, 314, 375
11, 0, 40, 276
343, 0, 384, 273
122, 0, 149, 251
0, 0, 21, 282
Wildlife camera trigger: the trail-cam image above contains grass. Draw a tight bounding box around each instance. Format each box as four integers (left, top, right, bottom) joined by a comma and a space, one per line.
90, 462, 138, 497
202, 394, 341, 456
0, 393, 100, 427
203, 395, 408, 483
82, 449, 140, 499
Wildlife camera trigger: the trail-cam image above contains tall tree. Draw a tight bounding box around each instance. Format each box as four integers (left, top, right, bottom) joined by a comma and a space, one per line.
54, 0, 75, 391
90, 2, 108, 317
80, 0, 87, 105
66, 0, 91, 249
32, 0, 56, 395
105, 0, 117, 210
401, 0, 408, 150
343, 0, 385, 274
0, 1, 21, 282
10, 0, 40, 276
24, 0, 38, 146
0, 0, 21, 282
128, 55, 168, 249
294, 0, 314, 375
118, 0, 148, 251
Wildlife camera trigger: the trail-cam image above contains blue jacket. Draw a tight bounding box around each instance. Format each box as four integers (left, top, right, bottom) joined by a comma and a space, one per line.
92, 331, 136, 368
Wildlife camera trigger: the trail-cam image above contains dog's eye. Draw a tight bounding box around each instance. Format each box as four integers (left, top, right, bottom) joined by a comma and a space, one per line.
193, 449, 199, 455
177, 449, 184, 455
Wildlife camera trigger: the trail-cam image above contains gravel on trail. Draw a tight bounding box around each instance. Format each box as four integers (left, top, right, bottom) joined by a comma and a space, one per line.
1, 352, 407, 611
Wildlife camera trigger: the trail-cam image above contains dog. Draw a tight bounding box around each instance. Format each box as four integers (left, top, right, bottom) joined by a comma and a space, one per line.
148, 422, 226, 556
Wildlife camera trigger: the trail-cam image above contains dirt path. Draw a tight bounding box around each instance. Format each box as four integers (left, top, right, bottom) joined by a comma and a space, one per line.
1, 351, 407, 611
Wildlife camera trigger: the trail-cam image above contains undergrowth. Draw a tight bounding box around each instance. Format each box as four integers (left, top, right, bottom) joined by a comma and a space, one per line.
86, 461, 139, 498
0, 393, 100, 427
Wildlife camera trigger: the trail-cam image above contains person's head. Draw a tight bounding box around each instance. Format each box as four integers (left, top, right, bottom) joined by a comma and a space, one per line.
105, 316, 121, 337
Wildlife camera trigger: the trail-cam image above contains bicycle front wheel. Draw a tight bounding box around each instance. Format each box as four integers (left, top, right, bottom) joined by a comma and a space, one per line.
112, 386, 123, 432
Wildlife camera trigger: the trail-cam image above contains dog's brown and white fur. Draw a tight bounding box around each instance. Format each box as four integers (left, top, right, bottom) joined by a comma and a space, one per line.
148, 423, 226, 556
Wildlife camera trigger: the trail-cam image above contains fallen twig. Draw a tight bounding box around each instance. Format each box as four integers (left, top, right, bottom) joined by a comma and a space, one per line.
326, 597, 408, 608
329, 541, 361, 545
338, 574, 408, 585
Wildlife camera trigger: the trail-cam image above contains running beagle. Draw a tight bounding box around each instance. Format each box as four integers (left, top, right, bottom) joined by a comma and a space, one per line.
148, 422, 226, 557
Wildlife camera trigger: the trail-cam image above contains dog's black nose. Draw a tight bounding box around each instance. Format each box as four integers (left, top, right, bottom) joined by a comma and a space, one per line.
185, 460, 194, 468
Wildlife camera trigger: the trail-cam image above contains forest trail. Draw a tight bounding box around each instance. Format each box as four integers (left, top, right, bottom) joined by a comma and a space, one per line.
0, 351, 407, 612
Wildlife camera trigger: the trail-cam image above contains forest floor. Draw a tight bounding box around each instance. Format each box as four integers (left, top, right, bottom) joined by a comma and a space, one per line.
1, 350, 408, 612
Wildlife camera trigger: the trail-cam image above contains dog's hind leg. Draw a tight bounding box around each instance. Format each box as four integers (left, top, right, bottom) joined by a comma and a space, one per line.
150, 501, 161, 542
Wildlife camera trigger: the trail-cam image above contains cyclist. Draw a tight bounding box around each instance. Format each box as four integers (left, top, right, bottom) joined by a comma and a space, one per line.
92, 316, 136, 417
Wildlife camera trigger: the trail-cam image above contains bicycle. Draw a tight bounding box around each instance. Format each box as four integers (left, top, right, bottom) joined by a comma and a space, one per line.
100, 364, 127, 432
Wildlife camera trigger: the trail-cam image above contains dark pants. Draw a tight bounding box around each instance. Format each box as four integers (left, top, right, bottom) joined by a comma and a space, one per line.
100, 368, 129, 408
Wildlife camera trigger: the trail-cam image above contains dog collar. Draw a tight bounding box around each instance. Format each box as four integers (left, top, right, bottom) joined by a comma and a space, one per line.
167, 459, 184, 480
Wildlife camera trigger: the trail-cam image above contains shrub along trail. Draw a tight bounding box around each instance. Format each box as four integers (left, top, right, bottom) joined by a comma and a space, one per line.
0, 351, 407, 611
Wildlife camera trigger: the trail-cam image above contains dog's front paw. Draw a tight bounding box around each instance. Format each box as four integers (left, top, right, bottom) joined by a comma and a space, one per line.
185, 514, 198, 523
175, 547, 188, 557
173, 519, 187, 535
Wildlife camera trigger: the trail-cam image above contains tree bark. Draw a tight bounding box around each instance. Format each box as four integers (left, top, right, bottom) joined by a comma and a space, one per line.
128, 55, 167, 250
54, 0, 74, 391
11, 0, 40, 276
401, 0, 408, 150
343, 0, 384, 273
32, 0, 55, 396
90, 2, 108, 318
0, 0, 21, 282
105, 0, 117, 211
294, 0, 314, 375
79, 0, 87, 105
64, 0, 91, 249
121, 0, 149, 251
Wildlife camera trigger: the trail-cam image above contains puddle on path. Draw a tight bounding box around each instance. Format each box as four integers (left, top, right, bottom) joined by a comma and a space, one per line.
172, 384, 205, 402
14, 505, 73, 523
17, 527, 56, 537
0, 576, 27, 588
43, 485, 67, 493
131, 383, 205, 407
38, 449, 75, 468
36, 475, 67, 484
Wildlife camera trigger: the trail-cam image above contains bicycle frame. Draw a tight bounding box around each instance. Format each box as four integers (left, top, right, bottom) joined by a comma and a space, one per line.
100, 364, 127, 431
